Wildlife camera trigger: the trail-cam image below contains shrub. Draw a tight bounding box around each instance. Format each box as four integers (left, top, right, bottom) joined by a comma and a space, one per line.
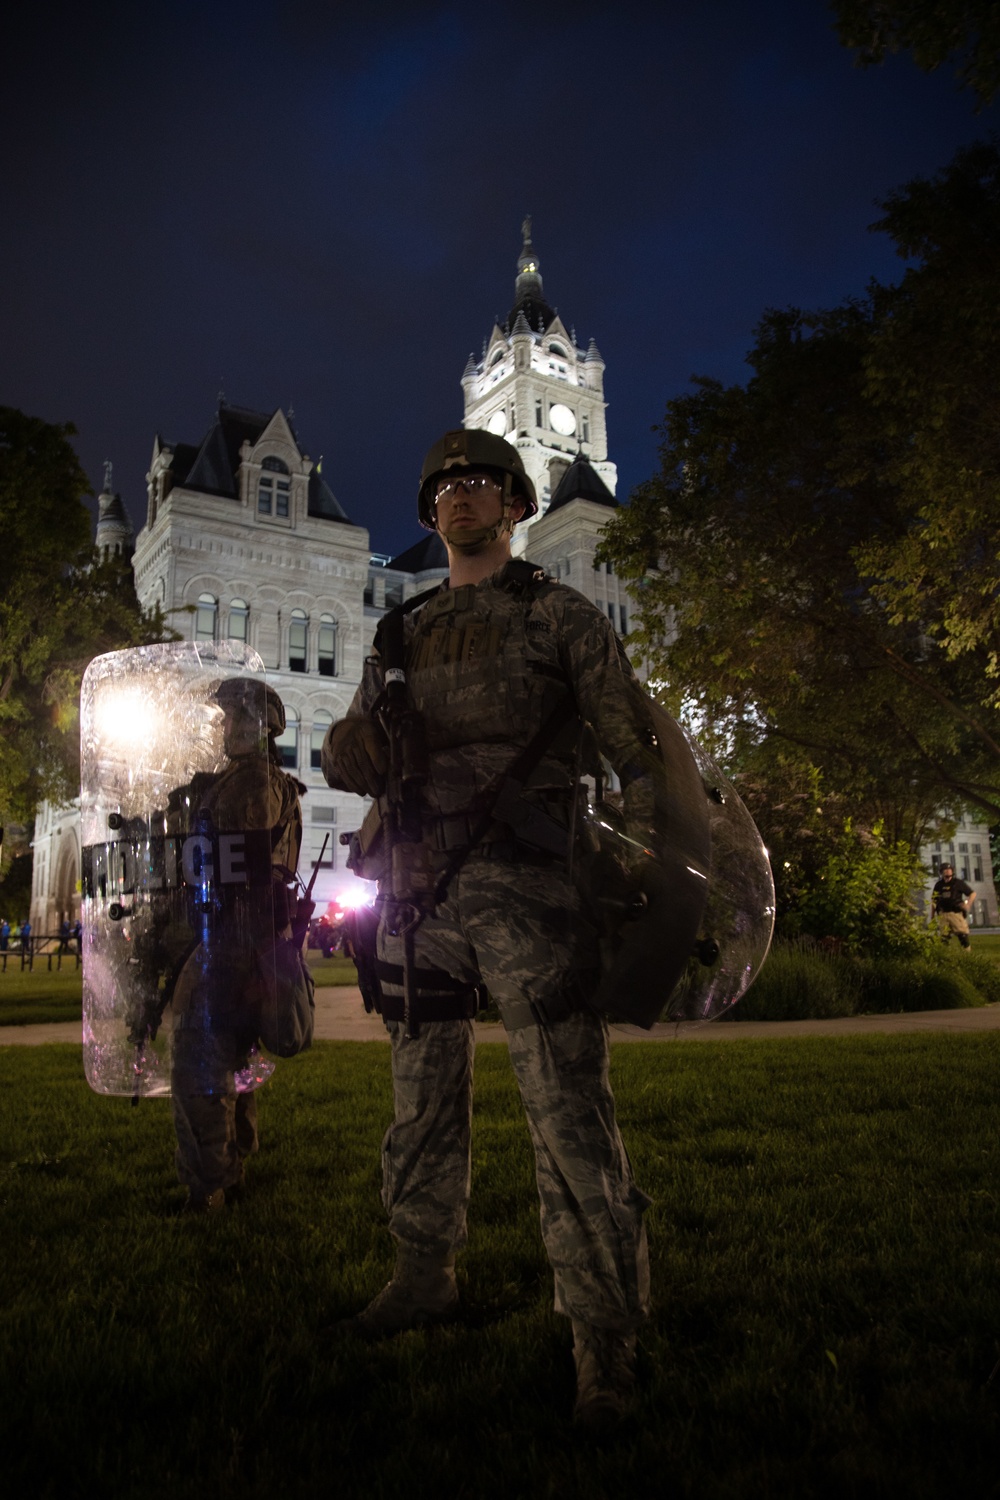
732, 940, 863, 1021
961, 949, 1000, 1004
732, 940, 992, 1021
795, 819, 931, 957
858, 954, 984, 1012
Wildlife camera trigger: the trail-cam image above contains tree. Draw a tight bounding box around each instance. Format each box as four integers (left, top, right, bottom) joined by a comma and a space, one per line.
833, 1, 1000, 106
853, 141, 1000, 701
0, 408, 163, 824
598, 146, 1000, 866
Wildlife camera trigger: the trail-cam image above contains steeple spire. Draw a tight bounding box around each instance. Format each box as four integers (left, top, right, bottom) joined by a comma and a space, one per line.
508, 215, 556, 333
515, 214, 543, 304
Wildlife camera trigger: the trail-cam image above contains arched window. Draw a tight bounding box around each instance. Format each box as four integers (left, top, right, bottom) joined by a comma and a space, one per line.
195, 593, 217, 641
311, 710, 332, 770
259, 456, 291, 517
318, 615, 337, 677
289, 609, 308, 672
275, 709, 298, 771
228, 598, 249, 643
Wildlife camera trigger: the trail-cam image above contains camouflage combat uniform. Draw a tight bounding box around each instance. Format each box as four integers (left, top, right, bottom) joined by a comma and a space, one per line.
335, 562, 656, 1332
169, 752, 302, 1202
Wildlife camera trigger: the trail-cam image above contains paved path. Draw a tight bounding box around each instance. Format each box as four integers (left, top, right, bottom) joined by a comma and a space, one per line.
4, 986, 1000, 1047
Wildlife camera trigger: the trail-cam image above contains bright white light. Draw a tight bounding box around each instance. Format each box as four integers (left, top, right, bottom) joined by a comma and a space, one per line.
94, 687, 161, 753
331, 881, 375, 916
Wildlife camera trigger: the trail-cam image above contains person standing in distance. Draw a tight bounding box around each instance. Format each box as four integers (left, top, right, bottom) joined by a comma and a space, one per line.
932, 861, 975, 949
322, 429, 661, 1427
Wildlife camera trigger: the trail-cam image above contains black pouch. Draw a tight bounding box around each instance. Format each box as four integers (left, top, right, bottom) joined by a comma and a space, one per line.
254, 937, 316, 1057
342, 903, 481, 1021
342, 903, 383, 1013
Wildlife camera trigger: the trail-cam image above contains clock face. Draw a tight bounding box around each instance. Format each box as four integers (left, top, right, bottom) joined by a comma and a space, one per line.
487, 410, 507, 437
549, 403, 576, 436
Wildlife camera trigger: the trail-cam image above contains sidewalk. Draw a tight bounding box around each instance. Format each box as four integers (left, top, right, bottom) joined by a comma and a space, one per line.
4, 986, 1000, 1046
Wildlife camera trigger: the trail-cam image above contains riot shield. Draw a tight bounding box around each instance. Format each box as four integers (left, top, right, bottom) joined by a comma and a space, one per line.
588, 701, 774, 1027
80, 642, 279, 1100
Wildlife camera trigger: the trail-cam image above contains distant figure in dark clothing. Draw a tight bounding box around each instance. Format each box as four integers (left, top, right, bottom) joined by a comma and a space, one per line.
932, 863, 974, 949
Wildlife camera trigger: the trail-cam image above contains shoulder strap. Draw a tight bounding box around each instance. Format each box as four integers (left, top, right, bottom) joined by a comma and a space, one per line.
499, 559, 549, 596
373, 585, 444, 660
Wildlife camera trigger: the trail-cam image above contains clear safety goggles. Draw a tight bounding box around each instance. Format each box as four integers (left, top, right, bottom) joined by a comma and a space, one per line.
435, 473, 501, 502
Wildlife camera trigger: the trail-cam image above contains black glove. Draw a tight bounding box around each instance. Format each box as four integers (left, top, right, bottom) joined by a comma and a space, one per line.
321, 716, 388, 797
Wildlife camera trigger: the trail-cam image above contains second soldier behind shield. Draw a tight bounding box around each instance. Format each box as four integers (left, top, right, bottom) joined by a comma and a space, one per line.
166, 678, 304, 1214
322, 428, 670, 1428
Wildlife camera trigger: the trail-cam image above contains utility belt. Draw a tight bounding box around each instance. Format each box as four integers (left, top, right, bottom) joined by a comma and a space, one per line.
343, 902, 588, 1029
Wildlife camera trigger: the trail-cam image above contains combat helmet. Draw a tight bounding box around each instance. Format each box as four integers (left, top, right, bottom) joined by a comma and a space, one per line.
418, 429, 538, 547
213, 676, 286, 737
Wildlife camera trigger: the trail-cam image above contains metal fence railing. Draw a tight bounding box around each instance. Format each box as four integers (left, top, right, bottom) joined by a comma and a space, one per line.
0, 936, 82, 974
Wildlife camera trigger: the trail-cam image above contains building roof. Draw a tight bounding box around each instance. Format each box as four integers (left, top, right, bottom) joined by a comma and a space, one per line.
388, 531, 449, 573
547, 454, 617, 514
308, 470, 350, 522
185, 404, 272, 497
172, 402, 352, 522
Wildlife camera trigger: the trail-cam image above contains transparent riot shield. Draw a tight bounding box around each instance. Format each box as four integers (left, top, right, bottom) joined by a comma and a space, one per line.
587, 701, 774, 1027
661, 730, 774, 1021
80, 642, 279, 1100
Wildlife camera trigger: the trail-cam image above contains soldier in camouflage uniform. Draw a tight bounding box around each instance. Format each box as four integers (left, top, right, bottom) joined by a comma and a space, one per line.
170, 678, 304, 1213
323, 430, 659, 1426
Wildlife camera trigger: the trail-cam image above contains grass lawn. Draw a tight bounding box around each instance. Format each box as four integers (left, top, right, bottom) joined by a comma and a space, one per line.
0, 949, 359, 1027
1, 1034, 999, 1498
0, 965, 85, 1026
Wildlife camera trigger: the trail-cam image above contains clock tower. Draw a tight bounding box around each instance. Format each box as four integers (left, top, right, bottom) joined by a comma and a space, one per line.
460, 218, 617, 546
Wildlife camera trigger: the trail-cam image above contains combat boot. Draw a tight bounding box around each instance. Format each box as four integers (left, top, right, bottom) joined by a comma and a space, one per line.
572, 1321, 637, 1429
342, 1245, 458, 1338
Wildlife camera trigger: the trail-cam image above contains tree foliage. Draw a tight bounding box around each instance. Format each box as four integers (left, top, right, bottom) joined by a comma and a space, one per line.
855, 141, 1000, 694
0, 408, 163, 822
833, 1, 1000, 106
795, 818, 932, 956
599, 143, 1000, 870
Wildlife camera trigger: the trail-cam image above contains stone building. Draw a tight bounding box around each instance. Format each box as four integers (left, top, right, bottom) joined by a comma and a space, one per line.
30, 224, 629, 931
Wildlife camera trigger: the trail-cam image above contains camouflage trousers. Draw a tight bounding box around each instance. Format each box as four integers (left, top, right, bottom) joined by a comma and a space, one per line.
170, 953, 260, 1199
378, 855, 651, 1332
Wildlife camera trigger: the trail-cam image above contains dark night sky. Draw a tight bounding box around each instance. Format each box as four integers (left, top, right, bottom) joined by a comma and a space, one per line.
3, 1, 991, 560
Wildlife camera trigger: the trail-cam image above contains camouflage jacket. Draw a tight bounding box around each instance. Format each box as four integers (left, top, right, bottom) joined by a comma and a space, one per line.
343, 562, 657, 828
167, 753, 304, 884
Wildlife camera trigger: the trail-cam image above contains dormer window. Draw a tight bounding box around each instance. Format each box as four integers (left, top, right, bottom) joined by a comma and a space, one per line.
258, 456, 291, 517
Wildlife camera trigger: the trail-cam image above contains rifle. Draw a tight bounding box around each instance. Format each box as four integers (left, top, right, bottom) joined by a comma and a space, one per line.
376, 607, 434, 1038
290, 832, 329, 947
